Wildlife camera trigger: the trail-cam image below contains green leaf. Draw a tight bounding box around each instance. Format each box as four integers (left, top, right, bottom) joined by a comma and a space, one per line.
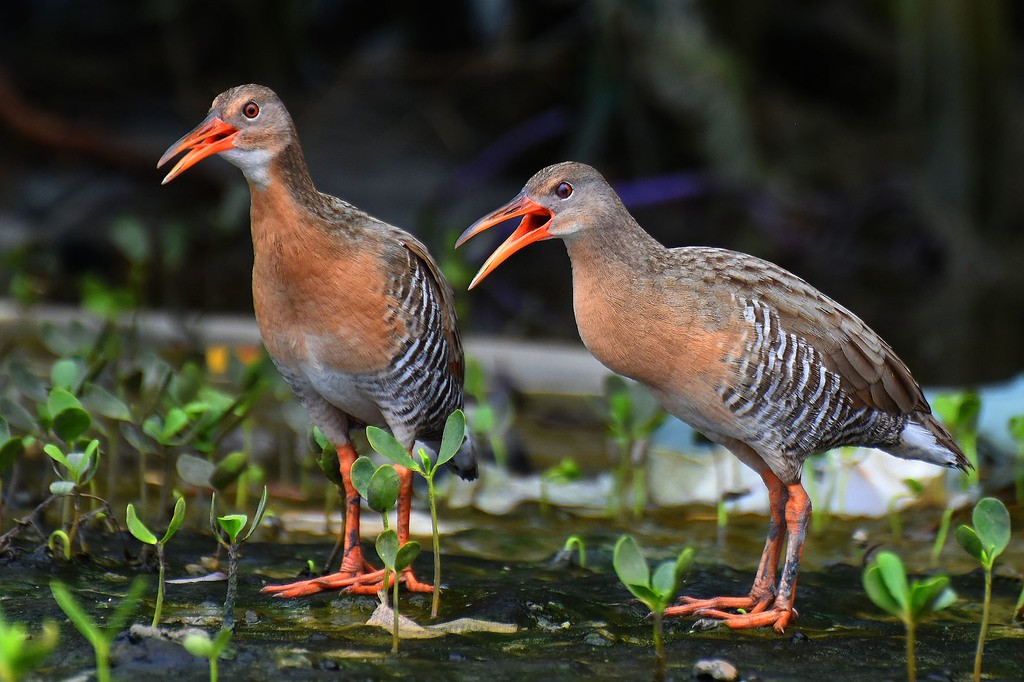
316, 445, 344, 488
909, 575, 956, 619
955, 525, 985, 564
350, 456, 376, 499
972, 497, 1010, 562
0, 416, 10, 443
81, 383, 131, 421
210, 451, 248, 490
863, 564, 903, 618
366, 465, 400, 514
651, 561, 678, 602
612, 535, 650, 591
242, 486, 269, 542
875, 551, 910, 612
211, 626, 233, 655
903, 478, 924, 496
176, 453, 215, 488
161, 407, 190, 441
366, 426, 417, 471
1010, 415, 1024, 444
623, 583, 661, 609
436, 410, 467, 469
50, 581, 102, 648
43, 443, 70, 468
0, 396, 38, 434
0, 435, 25, 474
49, 481, 76, 496
394, 541, 421, 572
183, 631, 213, 658
50, 359, 82, 391
47, 388, 81, 417
162, 496, 187, 544
9, 360, 47, 403
376, 529, 400, 570
218, 514, 247, 543
126, 504, 158, 545
52, 406, 92, 443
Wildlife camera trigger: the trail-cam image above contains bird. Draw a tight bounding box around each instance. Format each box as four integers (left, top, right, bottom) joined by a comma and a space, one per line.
158, 84, 476, 598
456, 161, 969, 633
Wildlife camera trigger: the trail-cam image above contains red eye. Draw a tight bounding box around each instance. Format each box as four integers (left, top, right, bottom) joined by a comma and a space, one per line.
243, 101, 260, 119
555, 181, 573, 199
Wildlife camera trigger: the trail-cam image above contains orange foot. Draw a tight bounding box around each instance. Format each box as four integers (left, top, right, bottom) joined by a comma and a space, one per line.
261, 567, 433, 598
693, 605, 796, 633
664, 595, 764, 618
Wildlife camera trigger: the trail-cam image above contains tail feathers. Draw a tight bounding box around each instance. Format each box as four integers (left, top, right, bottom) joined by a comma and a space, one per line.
892, 412, 971, 472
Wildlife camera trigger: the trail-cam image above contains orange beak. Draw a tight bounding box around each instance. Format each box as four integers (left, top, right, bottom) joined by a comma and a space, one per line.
157, 112, 239, 184
456, 192, 554, 289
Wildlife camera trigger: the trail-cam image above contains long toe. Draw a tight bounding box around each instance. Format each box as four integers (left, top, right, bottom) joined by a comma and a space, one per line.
664, 595, 762, 618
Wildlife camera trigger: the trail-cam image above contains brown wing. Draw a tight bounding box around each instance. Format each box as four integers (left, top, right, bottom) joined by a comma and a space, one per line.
399, 234, 465, 386
702, 248, 930, 416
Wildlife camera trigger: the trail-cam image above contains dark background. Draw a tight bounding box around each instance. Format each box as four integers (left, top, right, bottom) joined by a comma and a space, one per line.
1, 0, 1022, 384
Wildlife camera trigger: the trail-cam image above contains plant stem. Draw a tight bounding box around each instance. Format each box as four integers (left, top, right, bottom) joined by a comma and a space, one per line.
905, 619, 917, 682
930, 506, 954, 566
652, 609, 665, 679
392, 568, 401, 654
974, 566, 993, 681
428, 475, 442, 618
210, 656, 218, 682
223, 543, 238, 630
152, 543, 165, 627
96, 640, 111, 682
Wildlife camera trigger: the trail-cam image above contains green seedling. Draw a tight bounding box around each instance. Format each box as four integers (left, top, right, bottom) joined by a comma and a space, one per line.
540, 457, 582, 518
366, 409, 468, 618
603, 376, 666, 519
887, 478, 923, 542
376, 528, 421, 653
44, 439, 101, 553
126, 496, 187, 626
182, 627, 233, 682
557, 535, 587, 568
0, 416, 26, 527
47, 530, 71, 560
50, 577, 145, 682
210, 486, 268, 629
0, 606, 59, 682
350, 455, 416, 652
1010, 415, 1024, 504
612, 535, 693, 675
955, 497, 1011, 681
863, 550, 957, 682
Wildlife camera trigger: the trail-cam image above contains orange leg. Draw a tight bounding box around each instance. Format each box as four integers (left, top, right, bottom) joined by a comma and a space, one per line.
261, 448, 431, 597
685, 482, 811, 633
665, 471, 798, 629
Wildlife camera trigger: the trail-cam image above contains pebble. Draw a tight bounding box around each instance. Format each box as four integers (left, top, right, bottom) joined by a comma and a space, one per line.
692, 658, 739, 682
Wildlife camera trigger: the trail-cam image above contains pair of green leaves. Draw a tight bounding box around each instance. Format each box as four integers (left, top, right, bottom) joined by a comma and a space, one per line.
955, 497, 1010, 570
613, 535, 693, 613
364, 409, 467, 479
211, 487, 268, 545
126, 497, 186, 547
44, 439, 100, 495
863, 551, 957, 624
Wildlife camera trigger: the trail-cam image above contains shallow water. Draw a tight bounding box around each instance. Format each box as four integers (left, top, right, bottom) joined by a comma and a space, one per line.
3, 501, 1022, 681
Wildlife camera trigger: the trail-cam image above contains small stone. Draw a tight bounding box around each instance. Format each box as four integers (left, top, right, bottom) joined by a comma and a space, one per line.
448, 652, 466, 662
244, 610, 259, 624
692, 658, 739, 682
320, 659, 340, 671
789, 631, 810, 644
583, 632, 611, 647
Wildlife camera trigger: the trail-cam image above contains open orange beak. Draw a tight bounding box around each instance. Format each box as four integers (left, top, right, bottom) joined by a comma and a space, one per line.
456, 192, 554, 289
157, 112, 239, 184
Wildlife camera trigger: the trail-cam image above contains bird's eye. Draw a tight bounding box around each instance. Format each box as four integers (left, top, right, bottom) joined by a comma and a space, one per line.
243, 101, 260, 119
555, 181, 573, 199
